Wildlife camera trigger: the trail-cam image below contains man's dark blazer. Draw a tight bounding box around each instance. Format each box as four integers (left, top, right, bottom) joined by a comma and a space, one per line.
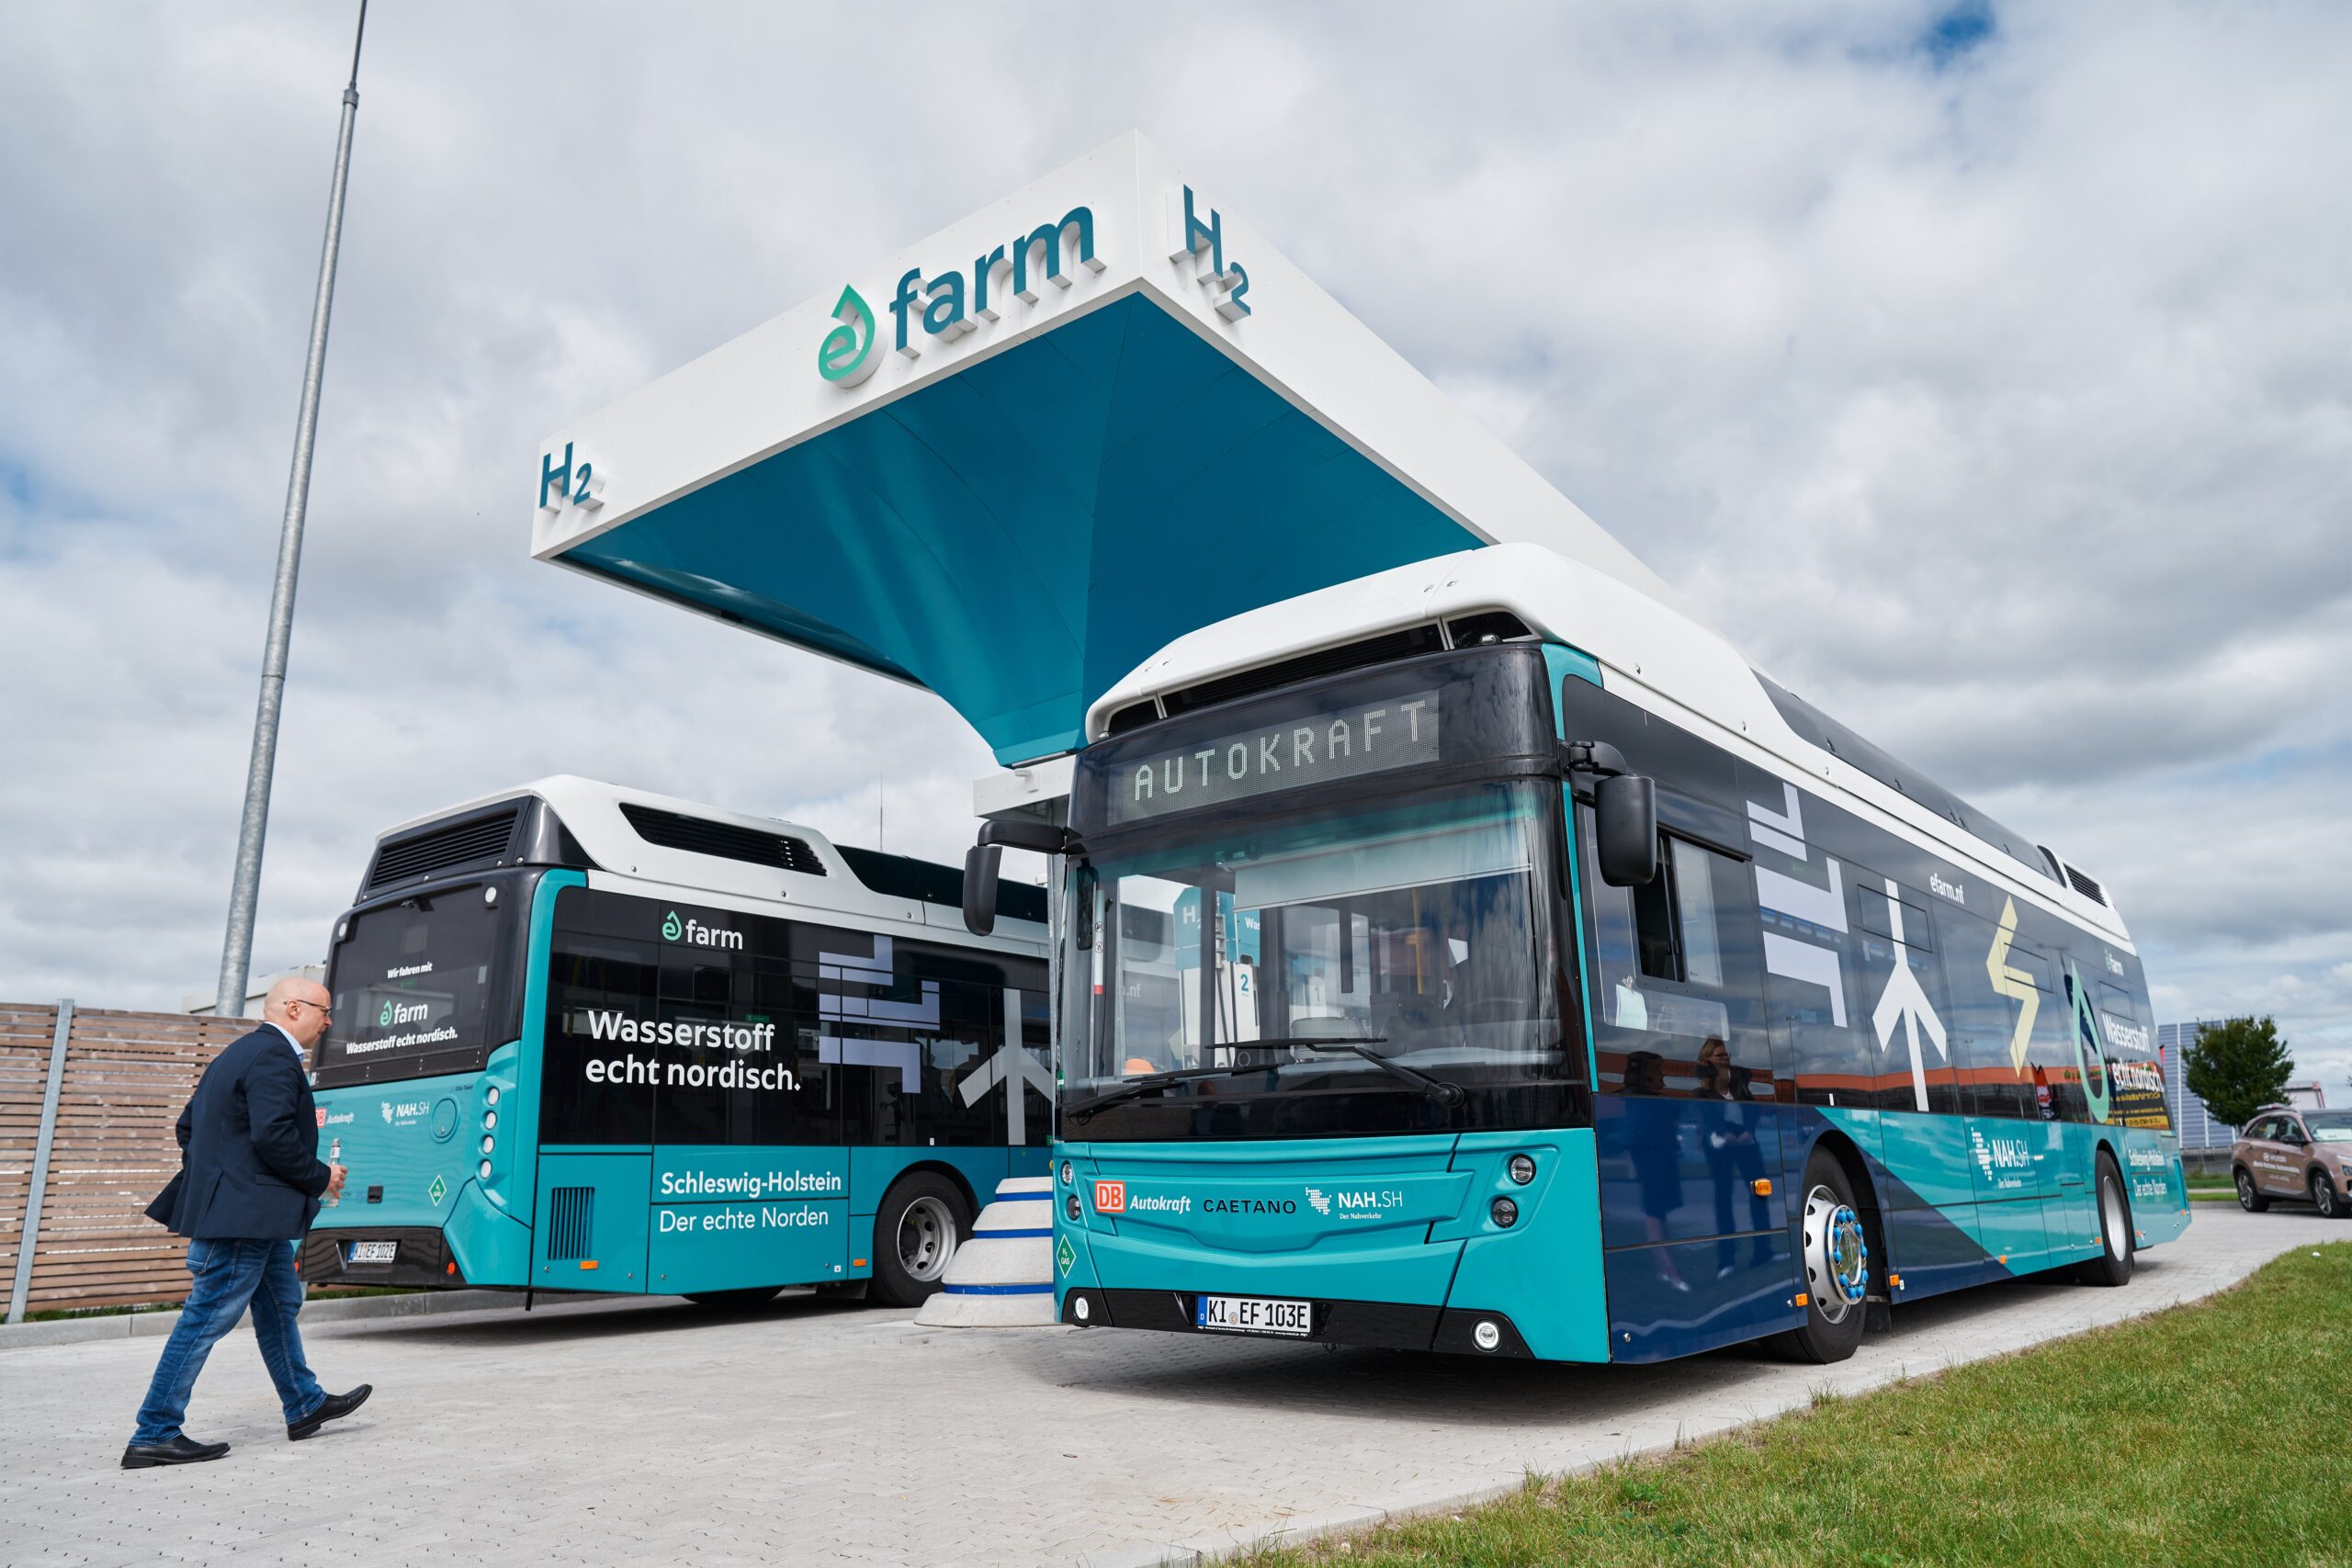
146, 1025, 332, 1241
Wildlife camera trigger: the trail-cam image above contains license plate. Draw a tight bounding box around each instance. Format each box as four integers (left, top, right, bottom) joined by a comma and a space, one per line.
346, 1241, 397, 1265
1194, 1293, 1313, 1337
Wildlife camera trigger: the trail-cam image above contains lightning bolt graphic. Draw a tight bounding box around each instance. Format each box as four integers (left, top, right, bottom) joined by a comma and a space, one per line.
1985, 897, 2040, 1072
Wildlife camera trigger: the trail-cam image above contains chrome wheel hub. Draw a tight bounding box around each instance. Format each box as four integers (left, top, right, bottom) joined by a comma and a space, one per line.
898, 1195, 957, 1282
2102, 1177, 2128, 1259
1802, 1184, 1868, 1325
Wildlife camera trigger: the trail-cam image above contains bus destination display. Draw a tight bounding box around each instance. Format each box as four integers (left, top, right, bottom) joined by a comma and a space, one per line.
1108, 689, 1442, 826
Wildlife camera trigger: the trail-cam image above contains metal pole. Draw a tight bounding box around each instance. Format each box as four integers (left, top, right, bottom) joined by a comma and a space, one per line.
216, 3, 368, 1016
6, 1000, 75, 1324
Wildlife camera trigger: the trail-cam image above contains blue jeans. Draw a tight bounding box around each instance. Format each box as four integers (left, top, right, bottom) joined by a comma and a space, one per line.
130, 1237, 323, 1444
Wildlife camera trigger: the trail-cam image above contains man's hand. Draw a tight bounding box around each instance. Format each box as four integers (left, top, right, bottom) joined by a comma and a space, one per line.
325, 1163, 348, 1199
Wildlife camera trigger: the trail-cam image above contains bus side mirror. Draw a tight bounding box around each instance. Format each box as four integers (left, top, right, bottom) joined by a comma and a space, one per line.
963, 845, 1001, 936
1595, 774, 1659, 887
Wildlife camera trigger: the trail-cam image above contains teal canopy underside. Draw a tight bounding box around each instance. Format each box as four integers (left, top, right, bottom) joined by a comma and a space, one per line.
559, 294, 1481, 763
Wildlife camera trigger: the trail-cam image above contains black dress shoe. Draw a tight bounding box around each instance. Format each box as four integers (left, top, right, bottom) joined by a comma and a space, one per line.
287, 1383, 372, 1440
121, 1435, 231, 1469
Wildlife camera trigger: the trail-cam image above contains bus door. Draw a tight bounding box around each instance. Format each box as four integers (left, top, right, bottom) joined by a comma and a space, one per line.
1944, 905, 2060, 1274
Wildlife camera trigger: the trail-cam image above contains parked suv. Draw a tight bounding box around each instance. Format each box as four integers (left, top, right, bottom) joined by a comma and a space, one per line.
2233, 1107, 2352, 1219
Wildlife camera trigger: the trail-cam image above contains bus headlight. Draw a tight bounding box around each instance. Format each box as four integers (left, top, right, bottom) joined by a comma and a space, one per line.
1065, 1194, 1082, 1223
478, 1160, 493, 1180
1508, 1154, 1536, 1185
1490, 1196, 1519, 1228
480, 1134, 495, 1155
1059, 1160, 1073, 1186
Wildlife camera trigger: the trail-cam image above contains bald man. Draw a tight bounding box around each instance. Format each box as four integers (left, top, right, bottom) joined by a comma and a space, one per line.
123, 977, 372, 1469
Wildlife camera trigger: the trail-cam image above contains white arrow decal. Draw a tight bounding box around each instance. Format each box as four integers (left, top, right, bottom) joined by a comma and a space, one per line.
956, 987, 1055, 1145
1869, 879, 1947, 1112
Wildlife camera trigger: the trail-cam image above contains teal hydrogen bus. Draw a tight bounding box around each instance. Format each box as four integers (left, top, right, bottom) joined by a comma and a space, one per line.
967, 544, 2190, 1364
300, 777, 1050, 1308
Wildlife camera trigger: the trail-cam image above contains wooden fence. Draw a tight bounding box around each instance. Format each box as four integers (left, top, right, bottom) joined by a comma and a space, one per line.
2, 1003, 255, 1317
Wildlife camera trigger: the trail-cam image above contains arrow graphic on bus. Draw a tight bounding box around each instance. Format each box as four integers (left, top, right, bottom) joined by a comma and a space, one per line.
1869, 879, 1947, 1113
1986, 897, 2040, 1072
956, 987, 1053, 1145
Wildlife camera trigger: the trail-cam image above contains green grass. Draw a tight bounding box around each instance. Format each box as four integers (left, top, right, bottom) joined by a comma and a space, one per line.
1241, 1244, 2352, 1568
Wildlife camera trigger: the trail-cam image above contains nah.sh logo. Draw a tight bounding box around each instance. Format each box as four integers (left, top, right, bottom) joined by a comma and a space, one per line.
1093, 1179, 1126, 1214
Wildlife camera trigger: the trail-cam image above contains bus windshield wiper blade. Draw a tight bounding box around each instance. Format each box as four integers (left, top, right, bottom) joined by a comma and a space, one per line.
1292, 1042, 1465, 1107
1065, 1062, 1271, 1121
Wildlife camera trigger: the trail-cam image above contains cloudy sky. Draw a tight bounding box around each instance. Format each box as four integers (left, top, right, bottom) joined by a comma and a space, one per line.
2, 2, 2346, 1098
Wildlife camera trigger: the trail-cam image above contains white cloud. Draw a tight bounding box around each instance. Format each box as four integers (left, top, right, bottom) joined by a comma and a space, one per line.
1, 0, 2346, 1099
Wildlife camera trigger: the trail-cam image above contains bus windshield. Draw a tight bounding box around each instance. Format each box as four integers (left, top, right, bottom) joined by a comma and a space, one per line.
1066, 780, 1579, 1137
317, 878, 520, 1087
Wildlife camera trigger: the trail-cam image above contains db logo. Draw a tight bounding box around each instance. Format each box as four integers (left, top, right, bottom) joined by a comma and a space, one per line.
314, 1109, 328, 1129
1093, 1179, 1126, 1214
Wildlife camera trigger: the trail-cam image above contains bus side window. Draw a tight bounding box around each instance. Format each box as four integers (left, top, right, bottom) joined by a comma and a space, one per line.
1582, 809, 1772, 1096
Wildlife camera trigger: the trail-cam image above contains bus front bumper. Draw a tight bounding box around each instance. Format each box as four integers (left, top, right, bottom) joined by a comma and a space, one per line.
1058, 1285, 1536, 1357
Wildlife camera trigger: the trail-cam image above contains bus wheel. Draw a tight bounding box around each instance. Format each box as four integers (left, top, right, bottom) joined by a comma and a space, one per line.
872, 1171, 970, 1307
2234, 1167, 2268, 1213
2076, 1154, 2135, 1287
1770, 1148, 1870, 1364
682, 1286, 783, 1309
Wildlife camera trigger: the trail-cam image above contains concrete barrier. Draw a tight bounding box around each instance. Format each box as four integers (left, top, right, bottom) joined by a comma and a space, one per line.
916, 1176, 1057, 1327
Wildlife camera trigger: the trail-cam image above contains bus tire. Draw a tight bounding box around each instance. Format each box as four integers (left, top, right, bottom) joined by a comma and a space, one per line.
682, 1286, 784, 1309
2076, 1153, 2135, 1287
871, 1170, 970, 1308
2233, 1166, 2268, 1213
1769, 1146, 1871, 1364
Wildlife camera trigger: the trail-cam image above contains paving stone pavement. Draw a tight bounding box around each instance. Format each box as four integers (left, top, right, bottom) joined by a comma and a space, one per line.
0, 1206, 2335, 1568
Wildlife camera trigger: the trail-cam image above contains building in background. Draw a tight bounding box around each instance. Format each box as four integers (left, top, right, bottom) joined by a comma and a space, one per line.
2159, 1021, 2233, 1150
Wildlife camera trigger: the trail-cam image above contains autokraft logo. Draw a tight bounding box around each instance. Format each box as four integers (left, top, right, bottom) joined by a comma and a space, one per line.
1092, 1179, 1125, 1214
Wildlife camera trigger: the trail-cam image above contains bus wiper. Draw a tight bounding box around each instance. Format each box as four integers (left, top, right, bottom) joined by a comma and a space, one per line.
1292, 1042, 1466, 1107
1065, 1062, 1274, 1122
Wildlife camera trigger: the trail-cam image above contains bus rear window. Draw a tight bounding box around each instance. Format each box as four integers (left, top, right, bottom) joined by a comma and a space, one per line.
318, 886, 514, 1085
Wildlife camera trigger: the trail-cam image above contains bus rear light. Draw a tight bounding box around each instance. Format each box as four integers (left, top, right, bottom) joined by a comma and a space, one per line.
478, 1160, 492, 1180
482, 1111, 497, 1131
446, 1260, 457, 1276
1489, 1197, 1518, 1228
485, 1086, 500, 1106
480, 1134, 495, 1155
